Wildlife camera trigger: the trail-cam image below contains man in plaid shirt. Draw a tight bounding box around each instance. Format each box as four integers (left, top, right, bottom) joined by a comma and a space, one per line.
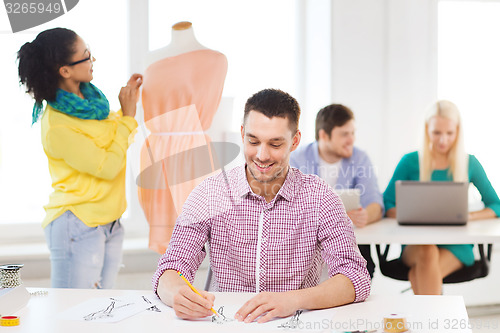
153, 89, 370, 323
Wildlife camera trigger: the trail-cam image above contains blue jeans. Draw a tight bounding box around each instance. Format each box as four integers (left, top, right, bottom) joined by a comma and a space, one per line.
44, 211, 124, 289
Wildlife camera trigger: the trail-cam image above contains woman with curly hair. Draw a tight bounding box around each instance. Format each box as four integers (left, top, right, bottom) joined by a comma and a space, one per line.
18, 27, 142, 288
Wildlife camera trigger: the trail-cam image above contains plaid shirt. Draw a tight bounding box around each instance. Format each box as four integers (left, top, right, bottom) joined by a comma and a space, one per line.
153, 165, 370, 302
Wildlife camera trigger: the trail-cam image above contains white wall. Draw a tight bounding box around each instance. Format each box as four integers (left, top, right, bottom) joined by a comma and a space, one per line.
295, 0, 439, 187
321, 0, 438, 187
329, 0, 387, 184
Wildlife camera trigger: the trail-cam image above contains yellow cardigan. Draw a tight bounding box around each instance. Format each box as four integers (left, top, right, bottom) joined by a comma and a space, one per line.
40, 105, 138, 228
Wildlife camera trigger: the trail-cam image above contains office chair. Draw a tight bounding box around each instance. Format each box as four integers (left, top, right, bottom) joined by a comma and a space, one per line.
375, 244, 492, 284
204, 267, 213, 291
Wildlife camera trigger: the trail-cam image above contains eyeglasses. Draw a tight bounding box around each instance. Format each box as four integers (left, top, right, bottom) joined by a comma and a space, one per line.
67, 50, 92, 66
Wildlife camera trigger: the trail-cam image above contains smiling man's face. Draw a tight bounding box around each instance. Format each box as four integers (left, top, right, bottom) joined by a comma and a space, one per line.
241, 110, 301, 195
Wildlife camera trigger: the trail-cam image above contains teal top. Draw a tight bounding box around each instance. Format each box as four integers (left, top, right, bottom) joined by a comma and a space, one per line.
383, 151, 500, 266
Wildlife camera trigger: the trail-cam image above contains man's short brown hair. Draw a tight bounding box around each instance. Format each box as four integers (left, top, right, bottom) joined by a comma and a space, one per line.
244, 89, 300, 133
315, 104, 354, 141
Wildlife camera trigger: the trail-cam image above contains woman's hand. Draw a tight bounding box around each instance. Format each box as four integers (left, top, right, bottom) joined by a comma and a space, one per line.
119, 73, 143, 117
468, 208, 496, 221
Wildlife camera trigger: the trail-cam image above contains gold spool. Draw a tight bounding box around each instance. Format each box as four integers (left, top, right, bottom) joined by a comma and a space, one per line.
384, 314, 408, 333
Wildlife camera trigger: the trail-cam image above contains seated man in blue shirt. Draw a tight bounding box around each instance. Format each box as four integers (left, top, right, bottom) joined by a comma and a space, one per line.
290, 104, 384, 278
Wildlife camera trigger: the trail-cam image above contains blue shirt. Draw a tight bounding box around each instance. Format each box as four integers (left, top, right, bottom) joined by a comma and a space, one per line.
290, 142, 384, 212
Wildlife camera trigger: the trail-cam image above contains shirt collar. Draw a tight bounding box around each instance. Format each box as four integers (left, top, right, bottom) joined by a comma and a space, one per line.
236, 164, 297, 202
276, 167, 298, 202
236, 165, 253, 198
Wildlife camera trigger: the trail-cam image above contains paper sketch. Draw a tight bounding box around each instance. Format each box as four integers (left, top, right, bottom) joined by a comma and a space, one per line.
143, 295, 162, 312
59, 294, 160, 323
211, 306, 305, 329
211, 306, 235, 324
83, 297, 134, 321
167, 294, 337, 331
277, 309, 303, 329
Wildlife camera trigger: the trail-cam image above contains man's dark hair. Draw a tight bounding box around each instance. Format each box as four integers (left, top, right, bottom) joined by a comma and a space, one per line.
315, 104, 354, 141
244, 89, 300, 133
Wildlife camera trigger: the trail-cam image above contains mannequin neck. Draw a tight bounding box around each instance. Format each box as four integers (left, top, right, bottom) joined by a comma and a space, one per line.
168, 26, 206, 55
144, 23, 208, 67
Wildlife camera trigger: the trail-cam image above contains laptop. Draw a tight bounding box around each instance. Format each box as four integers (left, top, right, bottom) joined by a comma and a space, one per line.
396, 181, 468, 225
335, 188, 361, 212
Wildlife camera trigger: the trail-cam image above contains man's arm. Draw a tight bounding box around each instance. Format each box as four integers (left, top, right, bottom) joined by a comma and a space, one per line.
366, 202, 383, 222
348, 202, 383, 227
235, 274, 354, 323
152, 179, 212, 319
157, 270, 215, 320
351, 150, 384, 226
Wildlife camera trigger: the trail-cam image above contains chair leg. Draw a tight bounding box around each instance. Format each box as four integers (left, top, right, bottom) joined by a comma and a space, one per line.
204, 267, 212, 291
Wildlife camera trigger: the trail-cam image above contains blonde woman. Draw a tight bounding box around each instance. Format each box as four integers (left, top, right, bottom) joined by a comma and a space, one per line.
383, 100, 500, 295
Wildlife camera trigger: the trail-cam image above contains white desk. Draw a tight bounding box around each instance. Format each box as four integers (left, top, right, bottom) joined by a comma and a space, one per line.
355, 218, 500, 244
335, 294, 474, 333
7, 288, 474, 333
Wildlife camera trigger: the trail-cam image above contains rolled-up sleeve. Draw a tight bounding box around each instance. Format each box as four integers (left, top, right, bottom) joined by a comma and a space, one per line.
318, 190, 371, 302
152, 180, 211, 293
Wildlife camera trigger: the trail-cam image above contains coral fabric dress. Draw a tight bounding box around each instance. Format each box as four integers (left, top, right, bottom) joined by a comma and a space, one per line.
139, 49, 227, 253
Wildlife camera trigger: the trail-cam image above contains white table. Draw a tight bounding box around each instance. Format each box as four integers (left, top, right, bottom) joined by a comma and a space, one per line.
354, 218, 500, 244
335, 294, 474, 333
6, 288, 474, 333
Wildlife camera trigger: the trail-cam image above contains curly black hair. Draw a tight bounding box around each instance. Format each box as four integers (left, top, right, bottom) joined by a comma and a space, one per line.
17, 27, 78, 104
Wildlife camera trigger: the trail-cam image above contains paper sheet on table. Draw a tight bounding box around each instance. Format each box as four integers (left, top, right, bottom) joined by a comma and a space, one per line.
167, 296, 337, 331
58, 294, 162, 323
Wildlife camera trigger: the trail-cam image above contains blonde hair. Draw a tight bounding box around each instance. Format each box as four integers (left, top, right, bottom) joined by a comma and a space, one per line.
419, 100, 468, 182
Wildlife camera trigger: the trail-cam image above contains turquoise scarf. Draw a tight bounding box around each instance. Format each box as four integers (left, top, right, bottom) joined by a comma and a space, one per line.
32, 82, 110, 124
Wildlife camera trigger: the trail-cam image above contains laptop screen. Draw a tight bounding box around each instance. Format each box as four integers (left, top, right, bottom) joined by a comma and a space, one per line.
396, 181, 468, 225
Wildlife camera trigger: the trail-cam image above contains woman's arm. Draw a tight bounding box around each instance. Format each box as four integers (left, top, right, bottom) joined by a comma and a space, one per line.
469, 155, 500, 217
386, 207, 396, 218
43, 74, 143, 180
383, 152, 419, 216
469, 208, 496, 221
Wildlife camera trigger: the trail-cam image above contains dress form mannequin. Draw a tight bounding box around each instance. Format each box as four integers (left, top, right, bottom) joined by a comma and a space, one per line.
138, 22, 228, 253
145, 21, 207, 66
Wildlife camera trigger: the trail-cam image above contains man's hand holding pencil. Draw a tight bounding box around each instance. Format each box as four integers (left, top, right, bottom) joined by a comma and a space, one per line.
177, 271, 219, 317
157, 270, 217, 320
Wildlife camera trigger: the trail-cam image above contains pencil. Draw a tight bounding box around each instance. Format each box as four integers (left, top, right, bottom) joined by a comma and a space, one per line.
177, 271, 219, 316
